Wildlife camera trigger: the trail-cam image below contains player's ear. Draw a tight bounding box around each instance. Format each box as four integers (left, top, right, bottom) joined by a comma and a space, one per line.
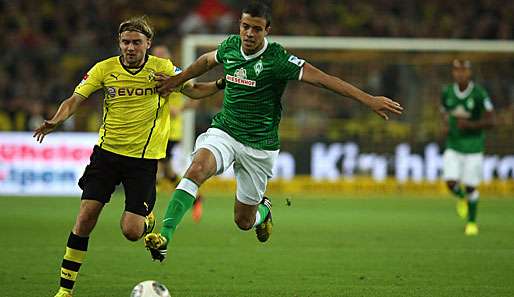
264, 25, 271, 36
147, 39, 152, 49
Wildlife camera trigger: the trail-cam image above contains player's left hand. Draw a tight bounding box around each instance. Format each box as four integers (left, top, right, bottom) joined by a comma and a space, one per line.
369, 96, 404, 120
155, 72, 182, 97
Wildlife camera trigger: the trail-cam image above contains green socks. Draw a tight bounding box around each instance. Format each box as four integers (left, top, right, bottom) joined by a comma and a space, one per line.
160, 189, 195, 242
254, 203, 270, 226
468, 190, 479, 223
468, 200, 478, 222
451, 184, 465, 199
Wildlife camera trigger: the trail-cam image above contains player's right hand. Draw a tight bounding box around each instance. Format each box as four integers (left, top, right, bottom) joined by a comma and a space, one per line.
156, 72, 182, 97
369, 96, 404, 120
33, 120, 58, 143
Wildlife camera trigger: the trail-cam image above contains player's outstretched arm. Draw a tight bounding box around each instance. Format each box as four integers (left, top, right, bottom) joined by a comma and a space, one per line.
33, 93, 86, 143
157, 50, 219, 96
301, 62, 403, 120
154, 72, 224, 99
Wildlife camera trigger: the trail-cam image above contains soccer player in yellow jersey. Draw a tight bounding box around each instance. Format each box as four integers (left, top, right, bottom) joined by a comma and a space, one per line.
33, 17, 224, 297
151, 45, 206, 223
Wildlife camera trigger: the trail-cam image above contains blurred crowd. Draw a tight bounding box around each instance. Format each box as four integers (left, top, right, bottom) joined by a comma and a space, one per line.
0, 0, 513, 150
273, 0, 513, 39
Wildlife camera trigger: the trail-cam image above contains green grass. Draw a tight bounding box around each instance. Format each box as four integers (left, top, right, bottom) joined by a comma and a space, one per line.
1, 193, 514, 297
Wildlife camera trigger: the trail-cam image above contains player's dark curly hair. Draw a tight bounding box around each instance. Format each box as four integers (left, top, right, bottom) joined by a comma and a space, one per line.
243, 1, 272, 28
118, 16, 154, 40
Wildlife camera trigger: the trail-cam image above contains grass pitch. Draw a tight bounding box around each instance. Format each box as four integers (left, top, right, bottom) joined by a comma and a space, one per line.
1, 192, 514, 297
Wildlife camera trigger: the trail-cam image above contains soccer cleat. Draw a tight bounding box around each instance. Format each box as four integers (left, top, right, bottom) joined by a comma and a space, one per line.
143, 211, 156, 237
464, 222, 479, 236
53, 290, 72, 297
456, 199, 468, 219
144, 233, 168, 262
192, 195, 203, 223
255, 197, 273, 243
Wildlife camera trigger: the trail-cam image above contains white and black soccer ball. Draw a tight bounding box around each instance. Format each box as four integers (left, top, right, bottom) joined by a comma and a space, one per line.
130, 280, 171, 297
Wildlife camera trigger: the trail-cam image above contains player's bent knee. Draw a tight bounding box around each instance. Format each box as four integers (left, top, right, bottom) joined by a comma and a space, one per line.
121, 225, 142, 242
234, 216, 253, 231
185, 162, 210, 184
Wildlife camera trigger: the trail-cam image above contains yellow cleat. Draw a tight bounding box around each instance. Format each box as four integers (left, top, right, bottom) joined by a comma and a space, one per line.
456, 199, 468, 219
465, 222, 479, 236
144, 233, 168, 262
53, 289, 72, 297
143, 211, 156, 236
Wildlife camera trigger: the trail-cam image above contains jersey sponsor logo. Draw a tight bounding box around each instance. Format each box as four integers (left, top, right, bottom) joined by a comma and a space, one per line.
234, 67, 247, 79
107, 87, 116, 98
288, 55, 305, 67
451, 105, 471, 118
226, 67, 256, 87
254, 60, 263, 76
106, 86, 158, 97
226, 74, 256, 87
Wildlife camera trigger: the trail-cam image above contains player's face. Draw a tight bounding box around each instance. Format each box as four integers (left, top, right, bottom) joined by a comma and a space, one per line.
452, 66, 472, 85
239, 13, 270, 54
119, 31, 151, 67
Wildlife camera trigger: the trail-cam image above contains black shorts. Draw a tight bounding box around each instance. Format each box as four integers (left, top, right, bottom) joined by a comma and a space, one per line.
161, 140, 179, 161
78, 146, 157, 216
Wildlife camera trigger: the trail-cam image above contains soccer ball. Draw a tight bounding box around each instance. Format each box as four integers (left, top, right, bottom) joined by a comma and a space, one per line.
130, 280, 171, 297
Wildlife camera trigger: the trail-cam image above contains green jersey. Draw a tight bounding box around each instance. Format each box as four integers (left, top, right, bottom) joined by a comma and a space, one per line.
441, 82, 494, 153
213, 35, 304, 150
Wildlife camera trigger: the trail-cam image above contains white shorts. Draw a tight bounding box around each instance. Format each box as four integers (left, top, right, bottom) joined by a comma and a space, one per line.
443, 148, 483, 186
193, 128, 279, 205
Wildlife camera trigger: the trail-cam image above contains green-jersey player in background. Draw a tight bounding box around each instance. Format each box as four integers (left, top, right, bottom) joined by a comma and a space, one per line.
144, 2, 404, 262
441, 59, 495, 236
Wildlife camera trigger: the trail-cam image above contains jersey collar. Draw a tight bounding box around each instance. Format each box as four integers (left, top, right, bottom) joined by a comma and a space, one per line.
453, 81, 474, 99
119, 54, 149, 75
240, 38, 268, 60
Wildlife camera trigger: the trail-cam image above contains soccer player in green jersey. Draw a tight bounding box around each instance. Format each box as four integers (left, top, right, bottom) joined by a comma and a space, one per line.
441, 59, 495, 236
144, 2, 403, 261
33, 17, 224, 297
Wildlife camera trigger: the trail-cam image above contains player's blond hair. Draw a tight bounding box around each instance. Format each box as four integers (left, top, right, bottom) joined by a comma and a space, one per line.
118, 16, 154, 40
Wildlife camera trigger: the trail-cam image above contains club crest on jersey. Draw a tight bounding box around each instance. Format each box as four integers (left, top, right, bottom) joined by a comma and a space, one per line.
254, 60, 263, 76
226, 67, 256, 87
147, 70, 155, 81
466, 97, 475, 109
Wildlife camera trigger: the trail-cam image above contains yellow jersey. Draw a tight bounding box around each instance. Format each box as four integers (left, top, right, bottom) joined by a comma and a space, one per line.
168, 92, 184, 141
74, 55, 179, 159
